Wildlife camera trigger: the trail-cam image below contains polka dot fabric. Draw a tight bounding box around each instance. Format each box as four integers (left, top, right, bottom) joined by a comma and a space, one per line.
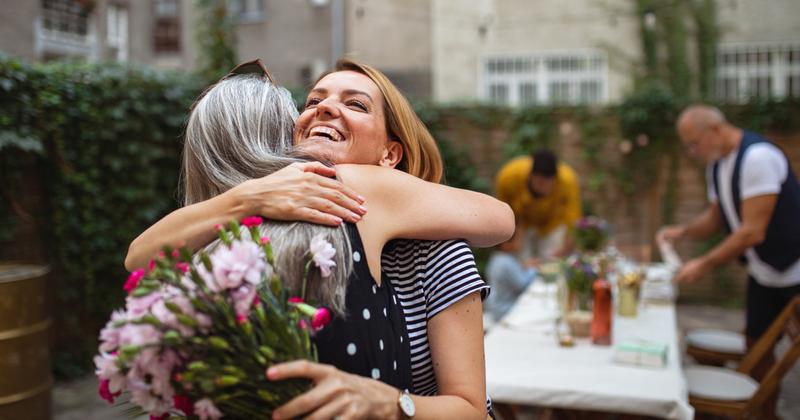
312, 223, 413, 391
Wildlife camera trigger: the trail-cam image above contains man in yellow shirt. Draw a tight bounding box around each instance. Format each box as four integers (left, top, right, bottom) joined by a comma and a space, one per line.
495, 150, 582, 259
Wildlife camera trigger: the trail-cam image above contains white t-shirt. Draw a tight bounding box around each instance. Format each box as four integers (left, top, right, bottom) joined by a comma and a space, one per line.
706, 142, 800, 287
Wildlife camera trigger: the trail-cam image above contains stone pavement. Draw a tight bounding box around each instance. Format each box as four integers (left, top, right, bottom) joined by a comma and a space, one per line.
53, 304, 800, 419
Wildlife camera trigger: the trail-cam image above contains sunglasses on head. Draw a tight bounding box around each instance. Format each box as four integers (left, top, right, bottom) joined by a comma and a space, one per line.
222, 59, 276, 84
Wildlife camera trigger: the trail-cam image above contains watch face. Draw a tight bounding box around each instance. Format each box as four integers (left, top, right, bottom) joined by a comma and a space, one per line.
399, 393, 416, 417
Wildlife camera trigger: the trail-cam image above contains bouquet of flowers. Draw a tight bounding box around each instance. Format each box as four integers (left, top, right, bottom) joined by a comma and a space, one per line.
563, 254, 598, 311
95, 217, 334, 419
574, 216, 611, 252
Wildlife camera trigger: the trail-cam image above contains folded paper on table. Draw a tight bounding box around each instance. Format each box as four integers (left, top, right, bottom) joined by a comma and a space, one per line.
614, 340, 669, 368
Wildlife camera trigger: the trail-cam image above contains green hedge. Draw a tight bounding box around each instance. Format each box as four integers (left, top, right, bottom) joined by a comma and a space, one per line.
0, 56, 202, 378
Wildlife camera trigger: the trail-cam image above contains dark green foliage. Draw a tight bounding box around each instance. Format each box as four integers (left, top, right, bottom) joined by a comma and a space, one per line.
617, 81, 682, 196
0, 56, 202, 379
194, 0, 239, 83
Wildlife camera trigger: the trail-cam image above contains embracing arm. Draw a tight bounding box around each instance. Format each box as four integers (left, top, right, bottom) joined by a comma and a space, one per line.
336, 164, 514, 248
126, 190, 245, 271
412, 292, 487, 419
125, 163, 365, 271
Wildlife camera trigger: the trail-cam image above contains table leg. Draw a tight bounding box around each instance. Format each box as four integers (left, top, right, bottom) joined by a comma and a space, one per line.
493, 403, 519, 420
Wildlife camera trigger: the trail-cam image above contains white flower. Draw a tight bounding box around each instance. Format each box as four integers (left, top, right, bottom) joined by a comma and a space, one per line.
195, 398, 223, 420
310, 233, 336, 278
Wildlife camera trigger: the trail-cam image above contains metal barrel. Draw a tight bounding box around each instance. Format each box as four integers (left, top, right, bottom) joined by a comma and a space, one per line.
0, 264, 52, 420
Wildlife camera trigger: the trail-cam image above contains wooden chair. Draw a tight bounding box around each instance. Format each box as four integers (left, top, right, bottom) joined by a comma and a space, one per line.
684, 296, 800, 419
686, 328, 746, 366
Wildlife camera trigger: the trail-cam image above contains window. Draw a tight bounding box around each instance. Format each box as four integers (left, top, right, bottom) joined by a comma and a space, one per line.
42, 0, 89, 36
233, 0, 265, 22
489, 83, 509, 105
716, 43, 800, 102
154, 0, 180, 54
107, 4, 128, 61
483, 51, 607, 106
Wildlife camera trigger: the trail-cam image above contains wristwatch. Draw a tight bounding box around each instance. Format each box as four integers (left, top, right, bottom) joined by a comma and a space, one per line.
398, 389, 416, 418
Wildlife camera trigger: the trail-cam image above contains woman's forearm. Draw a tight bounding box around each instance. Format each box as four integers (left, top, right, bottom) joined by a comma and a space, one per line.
336, 164, 515, 248
125, 190, 248, 271
365, 381, 486, 420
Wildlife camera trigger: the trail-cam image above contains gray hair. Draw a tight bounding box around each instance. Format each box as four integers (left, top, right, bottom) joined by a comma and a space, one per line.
182, 74, 352, 315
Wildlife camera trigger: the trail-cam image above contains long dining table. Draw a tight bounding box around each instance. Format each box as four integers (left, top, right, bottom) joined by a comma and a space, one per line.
484, 275, 694, 419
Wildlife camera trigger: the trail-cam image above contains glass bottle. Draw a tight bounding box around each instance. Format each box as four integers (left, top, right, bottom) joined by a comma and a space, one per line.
591, 274, 613, 345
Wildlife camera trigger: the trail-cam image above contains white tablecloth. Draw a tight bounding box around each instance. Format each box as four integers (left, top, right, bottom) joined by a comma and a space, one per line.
485, 281, 694, 419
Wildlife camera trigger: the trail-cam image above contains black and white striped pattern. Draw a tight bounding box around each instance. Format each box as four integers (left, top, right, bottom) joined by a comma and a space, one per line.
382, 238, 493, 411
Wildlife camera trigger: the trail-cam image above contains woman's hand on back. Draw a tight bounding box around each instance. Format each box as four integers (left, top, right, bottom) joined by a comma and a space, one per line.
232, 162, 367, 226
266, 360, 399, 420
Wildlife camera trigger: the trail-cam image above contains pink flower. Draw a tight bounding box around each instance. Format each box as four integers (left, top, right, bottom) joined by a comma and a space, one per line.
130, 387, 171, 417
298, 319, 309, 330
171, 249, 180, 258
210, 240, 266, 289
194, 398, 223, 420
241, 216, 264, 227
214, 224, 223, 231
125, 291, 162, 318
260, 236, 270, 244
94, 353, 125, 394
309, 234, 336, 278
176, 262, 190, 273
118, 324, 162, 347
288, 297, 304, 303
231, 284, 257, 319
312, 307, 332, 330
173, 395, 194, 416
98, 309, 126, 353
98, 379, 121, 404
148, 260, 156, 272
124, 269, 145, 293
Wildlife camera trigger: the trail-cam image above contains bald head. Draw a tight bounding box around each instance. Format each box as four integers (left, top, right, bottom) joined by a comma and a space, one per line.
677, 105, 726, 132
676, 105, 738, 163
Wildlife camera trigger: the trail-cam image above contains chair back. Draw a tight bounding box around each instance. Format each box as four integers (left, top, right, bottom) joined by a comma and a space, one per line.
739, 296, 800, 417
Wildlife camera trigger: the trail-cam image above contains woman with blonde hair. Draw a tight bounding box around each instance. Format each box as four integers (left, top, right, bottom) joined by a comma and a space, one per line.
127, 58, 509, 419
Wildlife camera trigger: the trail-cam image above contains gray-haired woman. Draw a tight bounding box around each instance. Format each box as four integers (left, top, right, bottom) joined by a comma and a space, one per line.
127, 59, 512, 419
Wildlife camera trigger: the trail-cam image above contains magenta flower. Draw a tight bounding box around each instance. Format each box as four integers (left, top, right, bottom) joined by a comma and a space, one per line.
241, 216, 264, 227
194, 398, 223, 420
173, 395, 194, 416
312, 307, 332, 330
309, 233, 336, 278
288, 297, 304, 303
124, 269, 145, 293
98, 379, 121, 404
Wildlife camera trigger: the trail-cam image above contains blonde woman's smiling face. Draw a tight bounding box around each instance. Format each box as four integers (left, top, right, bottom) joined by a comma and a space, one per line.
294, 71, 396, 165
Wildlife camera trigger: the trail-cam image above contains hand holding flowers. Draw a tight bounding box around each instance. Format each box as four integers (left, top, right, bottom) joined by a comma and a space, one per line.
95, 217, 336, 419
